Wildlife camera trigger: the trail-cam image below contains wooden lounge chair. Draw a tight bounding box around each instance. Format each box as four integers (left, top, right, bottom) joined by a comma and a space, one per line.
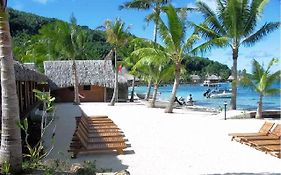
69, 115, 129, 158
240, 124, 281, 143
260, 145, 281, 158
228, 121, 274, 141
247, 139, 280, 147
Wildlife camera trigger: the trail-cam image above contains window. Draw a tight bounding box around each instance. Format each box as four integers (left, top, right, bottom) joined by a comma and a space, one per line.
83, 85, 91, 91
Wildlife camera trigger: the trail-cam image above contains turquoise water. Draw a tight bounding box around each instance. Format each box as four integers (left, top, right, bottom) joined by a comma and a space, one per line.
131, 82, 281, 110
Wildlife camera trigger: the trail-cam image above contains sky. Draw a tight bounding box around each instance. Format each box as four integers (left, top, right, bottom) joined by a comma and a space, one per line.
8, 0, 281, 72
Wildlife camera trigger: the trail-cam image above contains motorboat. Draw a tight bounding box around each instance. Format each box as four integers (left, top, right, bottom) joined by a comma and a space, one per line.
202, 80, 221, 87
204, 88, 232, 98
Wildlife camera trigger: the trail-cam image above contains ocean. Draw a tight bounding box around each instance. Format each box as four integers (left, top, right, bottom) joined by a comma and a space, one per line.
131, 82, 281, 110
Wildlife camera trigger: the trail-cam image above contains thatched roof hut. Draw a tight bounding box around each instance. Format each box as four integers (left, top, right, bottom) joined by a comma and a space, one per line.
44, 60, 127, 90
207, 74, 221, 81
0, 61, 47, 82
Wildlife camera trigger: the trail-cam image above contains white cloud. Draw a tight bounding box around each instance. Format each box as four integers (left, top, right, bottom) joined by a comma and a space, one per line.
186, 2, 196, 8
33, 0, 50, 4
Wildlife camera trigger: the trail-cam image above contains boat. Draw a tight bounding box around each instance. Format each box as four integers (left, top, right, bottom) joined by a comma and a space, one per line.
202, 80, 221, 87
136, 92, 160, 100
208, 89, 232, 98
136, 93, 147, 99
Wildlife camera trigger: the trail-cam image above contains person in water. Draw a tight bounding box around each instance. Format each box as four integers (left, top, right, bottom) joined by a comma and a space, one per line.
187, 94, 194, 105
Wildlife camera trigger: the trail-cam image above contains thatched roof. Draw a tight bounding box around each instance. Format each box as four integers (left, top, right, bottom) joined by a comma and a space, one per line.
44, 60, 127, 90
207, 74, 220, 80
0, 61, 47, 82
190, 74, 200, 80
228, 75, 234, 80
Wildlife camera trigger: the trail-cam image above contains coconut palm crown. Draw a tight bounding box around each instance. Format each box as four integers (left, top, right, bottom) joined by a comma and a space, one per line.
241, 58, 280, 118
120, 0, 171, 101
193, 0, 280, 109
104, 18, 130, 106
157, 4, 200, 113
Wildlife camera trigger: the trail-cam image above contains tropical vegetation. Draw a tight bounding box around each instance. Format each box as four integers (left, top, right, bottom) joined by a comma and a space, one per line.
240, 58, 280, 119
120, 0, 171, 101
193, 0, 280, 109
104, 18, 130, 106
156, 5, 202, 113
129, 39, 175, 107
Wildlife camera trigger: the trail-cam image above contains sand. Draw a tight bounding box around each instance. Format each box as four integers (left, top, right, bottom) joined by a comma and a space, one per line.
43, 102, 281, 175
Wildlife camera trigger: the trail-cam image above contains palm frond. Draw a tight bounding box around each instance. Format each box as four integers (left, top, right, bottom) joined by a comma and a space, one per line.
183, 34, 200, 53
196, 1, 226, 35
242, 0, 270, 36
191, 22, 222, 40
251, 59, 264, 81
242, 22, 280, 46
119, 0, 151, 10
162, 5, 185, 51
190, 36, 229, 55
158, 16, 175, 50
264, 88, 281, 96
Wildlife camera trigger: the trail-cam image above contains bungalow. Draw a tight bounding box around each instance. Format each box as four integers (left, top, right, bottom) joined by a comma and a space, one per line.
190, 74, 201, 83
44, 60, 128, 102
0, 61, 47, 118
207, 74, 221, 83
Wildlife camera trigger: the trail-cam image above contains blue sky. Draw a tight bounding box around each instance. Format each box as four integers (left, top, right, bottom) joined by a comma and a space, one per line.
9, 0, 280, 72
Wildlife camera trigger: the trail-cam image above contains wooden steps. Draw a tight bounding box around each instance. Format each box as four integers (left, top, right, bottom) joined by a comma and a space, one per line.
69, 115, 130, 158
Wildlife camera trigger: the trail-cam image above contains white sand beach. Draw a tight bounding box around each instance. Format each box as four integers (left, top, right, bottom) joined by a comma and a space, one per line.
43, 102, 281, 175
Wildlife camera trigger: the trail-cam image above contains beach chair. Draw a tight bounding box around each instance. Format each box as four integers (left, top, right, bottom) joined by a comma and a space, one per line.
228, 121, 274, 141
239, 124, 281, 143
247, 139, 280, 147
259, 145, 281, 158
69, 115, 129, 158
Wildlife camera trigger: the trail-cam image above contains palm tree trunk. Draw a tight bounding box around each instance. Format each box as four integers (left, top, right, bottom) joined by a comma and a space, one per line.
145, 79, 152, 101
230, 48, 238, 110
145, 21, 158, 101
109, 48, 118, 106
153, 19, 158, 43
0, 9, 22, 173
129, 76, 135, 102
165, 63, 180, 113
72, 60, 80, 105
255, 95, 263, 119
149, 83, 159, 108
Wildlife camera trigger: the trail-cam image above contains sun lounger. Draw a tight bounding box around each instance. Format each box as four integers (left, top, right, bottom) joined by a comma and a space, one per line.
260, 145, 281, 158
228, 121, 274, 141
239, 124, 281, 143
69, 115, 129, 158
247, 139, 280, 147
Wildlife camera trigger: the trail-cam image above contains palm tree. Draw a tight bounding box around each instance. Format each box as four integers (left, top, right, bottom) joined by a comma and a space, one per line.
120, 0, 170, 101
157, 4, 200, 113
104, 18, 130, 106
0, 1, 22, 173
194, 0, 280, 109
31, 15, 92, 104
241, 58, 280, 119
132, 46, 174, 107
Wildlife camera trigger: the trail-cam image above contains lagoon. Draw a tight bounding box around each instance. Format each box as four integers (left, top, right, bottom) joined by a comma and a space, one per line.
131, 82, 281, 110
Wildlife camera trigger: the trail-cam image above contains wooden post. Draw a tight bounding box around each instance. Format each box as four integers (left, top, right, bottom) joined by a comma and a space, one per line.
24, 81, 28, 111
104, 87, 107, 102
19, 81, 24, 113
